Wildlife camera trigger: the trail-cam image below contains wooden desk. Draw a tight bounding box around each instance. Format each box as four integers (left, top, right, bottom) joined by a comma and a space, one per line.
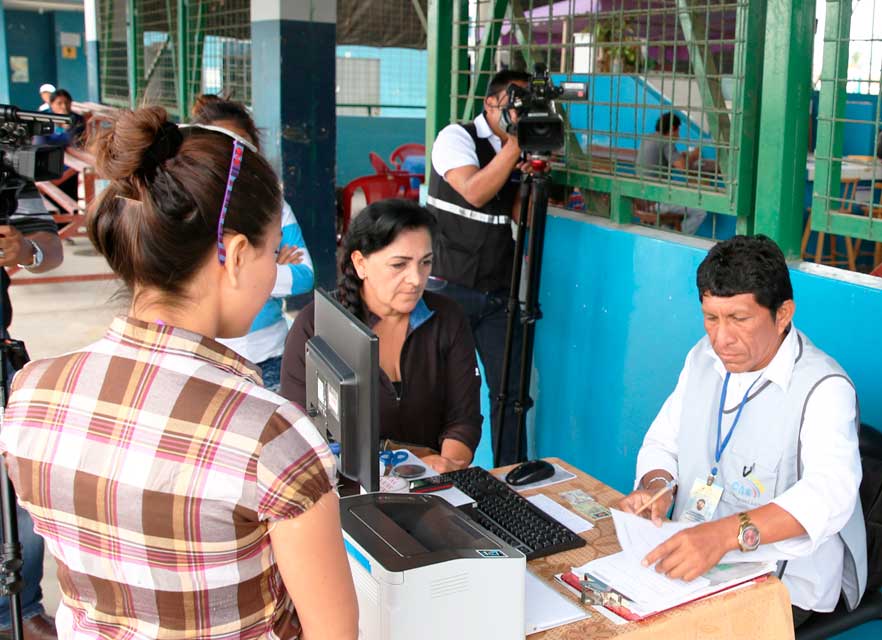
506, 458, 795, 639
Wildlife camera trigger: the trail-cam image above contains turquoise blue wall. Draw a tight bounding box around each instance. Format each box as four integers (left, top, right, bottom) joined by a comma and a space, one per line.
336, 45, 427, 118
336, 115, 425, 186
3, 9, 87, 109
533, 211, 882, 494
0, 9, 8, 103
5, 10, 55, 109
52, 11, 88, 103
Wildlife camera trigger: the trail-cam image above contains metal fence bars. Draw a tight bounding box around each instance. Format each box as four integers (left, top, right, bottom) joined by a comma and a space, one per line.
444, 0, 764, 232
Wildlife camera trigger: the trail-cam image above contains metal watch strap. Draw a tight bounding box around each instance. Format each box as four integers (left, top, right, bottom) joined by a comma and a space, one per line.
642, 475, 671, 490
18, 238, 42, 269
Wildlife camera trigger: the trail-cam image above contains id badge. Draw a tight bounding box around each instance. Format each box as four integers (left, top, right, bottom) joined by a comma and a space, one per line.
679, 478, 723, 523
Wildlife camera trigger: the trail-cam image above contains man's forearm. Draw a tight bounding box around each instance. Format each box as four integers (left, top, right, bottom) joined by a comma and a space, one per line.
26, 231, 63, 273
457, 143, 521, 208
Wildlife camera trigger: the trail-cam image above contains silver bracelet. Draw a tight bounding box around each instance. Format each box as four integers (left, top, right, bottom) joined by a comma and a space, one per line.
642, 475, 672, 491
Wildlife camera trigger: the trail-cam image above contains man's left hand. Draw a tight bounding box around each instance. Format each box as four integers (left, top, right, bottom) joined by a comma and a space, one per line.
0, 225, 31, 267
642, 517, 737, 582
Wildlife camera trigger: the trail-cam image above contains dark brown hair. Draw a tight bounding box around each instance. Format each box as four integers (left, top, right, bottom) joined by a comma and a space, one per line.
190, 94, 261, 149
338, 199, 435, 321
87, 106, 280, 300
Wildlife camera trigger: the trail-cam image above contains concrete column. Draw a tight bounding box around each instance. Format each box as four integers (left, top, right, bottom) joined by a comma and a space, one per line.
251, 1, 336, 291
84, 0, 100, 103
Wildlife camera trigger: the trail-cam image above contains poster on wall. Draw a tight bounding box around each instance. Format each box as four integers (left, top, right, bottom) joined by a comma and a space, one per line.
9, 56, 29, 83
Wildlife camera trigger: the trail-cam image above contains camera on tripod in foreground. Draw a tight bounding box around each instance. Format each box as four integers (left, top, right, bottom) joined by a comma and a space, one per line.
0, 105, 71, 184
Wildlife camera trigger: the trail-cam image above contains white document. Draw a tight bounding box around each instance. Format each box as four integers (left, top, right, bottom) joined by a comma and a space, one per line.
576, 551, 776, 617
610, 508, 785, 564
527, 494, 594, 533
524, 569, 588, 635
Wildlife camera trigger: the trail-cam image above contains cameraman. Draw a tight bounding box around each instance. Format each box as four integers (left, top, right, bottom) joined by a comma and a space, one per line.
0, 181, 63, 640
426, 69, 531, 466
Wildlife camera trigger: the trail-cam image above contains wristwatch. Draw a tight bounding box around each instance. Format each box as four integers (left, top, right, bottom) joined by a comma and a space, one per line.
737, 512, 761, 552
17, 238, 43, 270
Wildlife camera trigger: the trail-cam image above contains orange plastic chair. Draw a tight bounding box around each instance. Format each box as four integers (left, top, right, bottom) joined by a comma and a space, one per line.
389, 143, 426, 170
339, 174, 411, 238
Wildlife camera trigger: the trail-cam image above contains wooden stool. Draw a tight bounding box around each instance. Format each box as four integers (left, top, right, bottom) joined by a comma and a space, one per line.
801, 178, 860, 269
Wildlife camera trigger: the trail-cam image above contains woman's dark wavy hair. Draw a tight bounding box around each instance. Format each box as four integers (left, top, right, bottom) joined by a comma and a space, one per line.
696, 234, 793, 317
338, 199, 436, 321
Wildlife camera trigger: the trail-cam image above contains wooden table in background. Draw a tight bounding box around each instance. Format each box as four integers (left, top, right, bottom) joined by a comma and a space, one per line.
503, 458, 795, 640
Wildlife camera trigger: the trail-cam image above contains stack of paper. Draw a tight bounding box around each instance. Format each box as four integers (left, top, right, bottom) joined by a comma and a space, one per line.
567, 509, 777, 619
524, 569, 588, 634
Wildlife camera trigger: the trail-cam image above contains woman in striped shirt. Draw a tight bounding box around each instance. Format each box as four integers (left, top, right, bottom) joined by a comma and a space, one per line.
0, 106, 357, 639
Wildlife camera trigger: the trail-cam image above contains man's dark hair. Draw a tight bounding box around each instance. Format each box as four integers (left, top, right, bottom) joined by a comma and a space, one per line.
50, 89, 73, 103
485, 70, 532, 98
655, 112, 681, 135
696, 235, 793, 317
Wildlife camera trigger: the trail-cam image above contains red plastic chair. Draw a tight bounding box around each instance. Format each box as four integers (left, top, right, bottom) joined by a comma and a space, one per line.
389, 143, 426, 170
339, 174, 411, 239
369, 151, 393, 175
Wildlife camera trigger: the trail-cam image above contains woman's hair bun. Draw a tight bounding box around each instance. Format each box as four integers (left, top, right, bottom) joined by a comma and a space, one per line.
91, 106, 182, 182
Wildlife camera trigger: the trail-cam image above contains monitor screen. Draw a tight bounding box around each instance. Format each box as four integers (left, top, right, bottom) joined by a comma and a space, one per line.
306, 289, 379, 492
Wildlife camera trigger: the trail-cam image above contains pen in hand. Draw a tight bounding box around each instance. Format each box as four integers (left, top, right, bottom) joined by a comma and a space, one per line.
635, 480, 677, 518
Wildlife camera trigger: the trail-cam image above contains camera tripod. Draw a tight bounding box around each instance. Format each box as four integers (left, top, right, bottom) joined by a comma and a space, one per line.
493, 156, 552, 466
0, 177, 28, 640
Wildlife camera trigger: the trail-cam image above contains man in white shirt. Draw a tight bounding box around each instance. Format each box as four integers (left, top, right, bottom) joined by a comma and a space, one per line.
426, 70, 531, 466
619, 235, 866, 628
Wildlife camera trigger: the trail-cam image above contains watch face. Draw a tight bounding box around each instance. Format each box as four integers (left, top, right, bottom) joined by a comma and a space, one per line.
741, 525, 760, 549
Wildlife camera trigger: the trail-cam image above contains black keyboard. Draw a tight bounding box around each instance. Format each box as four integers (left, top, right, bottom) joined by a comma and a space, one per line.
439, 466, 586, 560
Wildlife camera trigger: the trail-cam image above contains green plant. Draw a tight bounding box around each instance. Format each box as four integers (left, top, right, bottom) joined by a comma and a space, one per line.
593, 16, 641, 72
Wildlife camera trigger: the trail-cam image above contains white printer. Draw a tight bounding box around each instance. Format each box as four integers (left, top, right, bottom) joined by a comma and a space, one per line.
341, 492, 526, 640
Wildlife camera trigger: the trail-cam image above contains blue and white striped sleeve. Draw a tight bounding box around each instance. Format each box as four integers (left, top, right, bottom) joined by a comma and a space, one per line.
272, 200, 315, 298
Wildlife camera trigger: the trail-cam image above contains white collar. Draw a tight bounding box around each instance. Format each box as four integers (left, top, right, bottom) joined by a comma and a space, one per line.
474, 112, 502, 145
708, 324, 800, 391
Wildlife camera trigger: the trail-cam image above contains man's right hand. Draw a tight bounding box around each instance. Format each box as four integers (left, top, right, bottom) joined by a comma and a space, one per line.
618, 485, 674, 527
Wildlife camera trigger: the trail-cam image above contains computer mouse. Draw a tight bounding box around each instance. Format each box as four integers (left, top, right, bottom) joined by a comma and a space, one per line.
505, 459, 555, 487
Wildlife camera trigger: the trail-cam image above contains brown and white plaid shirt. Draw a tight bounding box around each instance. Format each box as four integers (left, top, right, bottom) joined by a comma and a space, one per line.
0, 316, 335, 639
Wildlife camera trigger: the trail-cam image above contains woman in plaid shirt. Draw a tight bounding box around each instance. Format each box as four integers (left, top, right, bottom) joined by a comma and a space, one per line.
0, 107, 358, 639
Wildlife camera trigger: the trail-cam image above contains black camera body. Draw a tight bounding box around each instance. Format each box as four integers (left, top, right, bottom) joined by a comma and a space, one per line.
505, 64, 587, 155
0, 105, 70, 184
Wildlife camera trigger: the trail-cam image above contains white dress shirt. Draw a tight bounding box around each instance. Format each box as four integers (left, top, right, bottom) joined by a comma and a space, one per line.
636, 326, 862, 611
431, 113, 502, 179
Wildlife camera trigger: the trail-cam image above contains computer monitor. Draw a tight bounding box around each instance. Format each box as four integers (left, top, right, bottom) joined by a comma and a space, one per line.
305, 288, 379, 492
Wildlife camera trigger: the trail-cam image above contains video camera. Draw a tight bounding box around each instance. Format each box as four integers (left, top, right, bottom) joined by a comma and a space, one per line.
504, 64, 587, 155
0, 105, 70, 183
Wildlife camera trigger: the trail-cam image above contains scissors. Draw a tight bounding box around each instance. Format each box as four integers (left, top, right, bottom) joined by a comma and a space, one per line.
379, 450, 408, 476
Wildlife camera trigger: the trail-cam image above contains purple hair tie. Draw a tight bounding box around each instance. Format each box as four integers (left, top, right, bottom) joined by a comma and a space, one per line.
217, 140, 245, 264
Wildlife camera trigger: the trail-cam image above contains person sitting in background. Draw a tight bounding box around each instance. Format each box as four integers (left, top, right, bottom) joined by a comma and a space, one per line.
0, 106, 358, 639
280, 199, 482, 473
190, 94, 314, 390
37, 83, 55, 112
44, 89, 85, 148
636, 112, 707, 234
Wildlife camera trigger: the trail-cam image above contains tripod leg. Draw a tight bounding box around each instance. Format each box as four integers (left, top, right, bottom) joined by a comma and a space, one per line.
0, 463, 23, 640
513, 171, 551, 463
493, 174, 532, 467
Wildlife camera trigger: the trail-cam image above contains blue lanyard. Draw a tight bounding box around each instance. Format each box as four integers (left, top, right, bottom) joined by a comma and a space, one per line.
710, 372, 763, 480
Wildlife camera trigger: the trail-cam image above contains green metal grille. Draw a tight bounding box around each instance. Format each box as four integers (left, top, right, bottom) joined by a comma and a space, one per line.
96, 1, 251, 119
810, 0, 882, 269
136, 0, 179, 113
98, 0, 131, 107
184, 0, 252, 112
448, 0, 764, 233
